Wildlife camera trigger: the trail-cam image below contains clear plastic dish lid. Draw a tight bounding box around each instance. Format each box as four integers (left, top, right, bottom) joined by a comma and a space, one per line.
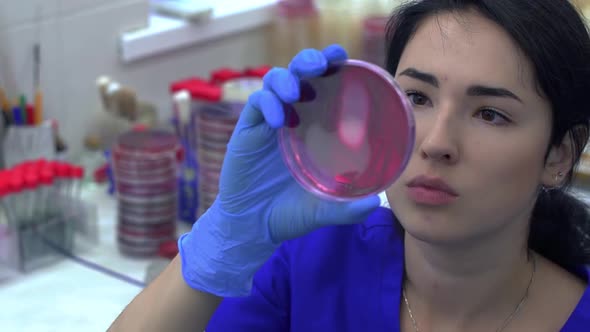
278, 59, 416, 201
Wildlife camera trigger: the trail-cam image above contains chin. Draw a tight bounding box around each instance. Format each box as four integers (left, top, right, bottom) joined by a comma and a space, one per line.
401, 220, 465, 246
392, 207, 475, 246
405, 226, 467, 246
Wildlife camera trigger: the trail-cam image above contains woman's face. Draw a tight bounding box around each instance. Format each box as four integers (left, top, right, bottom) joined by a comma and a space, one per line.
387, 10, 566, 245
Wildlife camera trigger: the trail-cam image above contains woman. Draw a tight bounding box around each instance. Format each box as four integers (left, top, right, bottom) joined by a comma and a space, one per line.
109, 0, 590, 331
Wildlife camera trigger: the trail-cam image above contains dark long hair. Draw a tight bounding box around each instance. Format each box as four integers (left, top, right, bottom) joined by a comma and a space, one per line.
385, 0, 590, 271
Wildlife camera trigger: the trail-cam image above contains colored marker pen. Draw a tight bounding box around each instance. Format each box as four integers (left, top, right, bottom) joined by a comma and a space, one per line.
12, 106, 22, 125
19, 95, 27, 124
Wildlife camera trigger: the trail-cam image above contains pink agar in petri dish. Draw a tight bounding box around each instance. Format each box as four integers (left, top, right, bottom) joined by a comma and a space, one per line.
278, 59, 415, 201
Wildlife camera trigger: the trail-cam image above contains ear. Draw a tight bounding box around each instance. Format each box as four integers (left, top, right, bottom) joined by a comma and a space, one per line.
541, 131, 574, 188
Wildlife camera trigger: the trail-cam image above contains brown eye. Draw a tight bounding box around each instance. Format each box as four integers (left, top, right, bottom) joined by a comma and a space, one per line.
407, 91, 430, 106
475, 108, 511, 126
480, 109, 496, 121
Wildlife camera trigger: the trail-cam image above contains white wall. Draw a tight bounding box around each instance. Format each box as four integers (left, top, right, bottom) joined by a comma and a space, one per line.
0, 0, 271, 155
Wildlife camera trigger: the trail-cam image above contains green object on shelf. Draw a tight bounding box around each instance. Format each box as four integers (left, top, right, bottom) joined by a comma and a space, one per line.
19, 94, 27, 124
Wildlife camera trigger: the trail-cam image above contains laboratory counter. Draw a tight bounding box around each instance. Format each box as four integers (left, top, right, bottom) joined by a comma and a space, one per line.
0, 184, 190, 332
1, 184, 589, 332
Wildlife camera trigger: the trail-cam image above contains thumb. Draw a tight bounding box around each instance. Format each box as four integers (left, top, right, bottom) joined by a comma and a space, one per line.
268, 194, 381, 243
316, 195, 381, 226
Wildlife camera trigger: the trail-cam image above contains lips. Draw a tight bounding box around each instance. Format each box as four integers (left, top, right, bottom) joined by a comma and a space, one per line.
406, 175, 458, 205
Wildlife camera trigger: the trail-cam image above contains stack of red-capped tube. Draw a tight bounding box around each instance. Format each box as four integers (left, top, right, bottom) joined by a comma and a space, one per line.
0, 159, 84, 270
112, 129, 182, 257
170, 77, 214, 158
0, 159, 84, 226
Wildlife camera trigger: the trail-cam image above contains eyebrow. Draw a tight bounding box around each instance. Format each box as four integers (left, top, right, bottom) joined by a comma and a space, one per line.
399, 68, 438, 87
466, 85, 522, 103
398, 67, 523, 103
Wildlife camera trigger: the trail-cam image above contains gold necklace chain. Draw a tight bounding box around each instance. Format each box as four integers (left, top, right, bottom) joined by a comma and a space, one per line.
402, 254, 537, 332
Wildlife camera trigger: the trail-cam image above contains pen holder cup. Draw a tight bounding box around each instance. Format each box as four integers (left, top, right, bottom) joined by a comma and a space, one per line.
2, 121, 55, 169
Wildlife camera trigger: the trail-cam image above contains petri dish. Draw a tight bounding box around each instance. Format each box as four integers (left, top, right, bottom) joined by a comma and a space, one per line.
117, 129, 179, 153
119, 210, 177, 225
278, 59, 415, 201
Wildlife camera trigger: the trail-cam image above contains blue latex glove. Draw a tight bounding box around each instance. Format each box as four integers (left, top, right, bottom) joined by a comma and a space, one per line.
178, 45, 381, 297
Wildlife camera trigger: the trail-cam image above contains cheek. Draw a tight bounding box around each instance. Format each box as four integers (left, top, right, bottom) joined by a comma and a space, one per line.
458, 133, 546, 231
467, 129, 547, 191
385, 127, 548, 218
385, 156, 421, 209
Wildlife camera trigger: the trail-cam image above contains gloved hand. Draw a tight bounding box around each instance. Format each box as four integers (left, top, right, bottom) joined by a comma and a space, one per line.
178, 45, 381, 297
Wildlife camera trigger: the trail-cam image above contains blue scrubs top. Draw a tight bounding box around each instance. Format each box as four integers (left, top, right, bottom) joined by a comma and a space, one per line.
207, 208, 590, 331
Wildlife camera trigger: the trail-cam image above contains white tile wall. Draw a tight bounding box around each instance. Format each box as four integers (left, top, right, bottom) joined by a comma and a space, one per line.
111, 25, 270, 118
0, 1, 59, 29
57, 1, 150, 153
0, 0, 271, 156
58, 0, 138, 15
0, 0, 148, 156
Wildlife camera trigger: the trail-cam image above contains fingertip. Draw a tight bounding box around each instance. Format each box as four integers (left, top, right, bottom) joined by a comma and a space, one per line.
353, 195, 381, 211
289, 49, 328, 78
257, 90, 285, 129
247, 89, 263, 105
325, 194, 381, 226
263, 68, 300, 104
322, 44, 348, 63
240, 90, 266, 126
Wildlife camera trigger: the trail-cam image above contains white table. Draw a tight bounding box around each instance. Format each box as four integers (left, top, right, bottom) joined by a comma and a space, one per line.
0, 184, 190, 332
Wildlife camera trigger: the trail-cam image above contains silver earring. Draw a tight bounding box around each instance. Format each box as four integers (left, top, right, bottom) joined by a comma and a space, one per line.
554, 171, 564, 181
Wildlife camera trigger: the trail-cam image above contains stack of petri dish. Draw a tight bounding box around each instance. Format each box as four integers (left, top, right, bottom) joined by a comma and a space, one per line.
112, 130, 181, 257
196, 102, 240, 217
196, 78, 263, 217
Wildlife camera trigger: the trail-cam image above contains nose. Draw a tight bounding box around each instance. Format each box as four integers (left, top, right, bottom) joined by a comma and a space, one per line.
418, 111, 460, 164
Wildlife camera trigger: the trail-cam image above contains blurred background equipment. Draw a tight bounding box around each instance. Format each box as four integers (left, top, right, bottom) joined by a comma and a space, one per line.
269, 0, 395, 67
